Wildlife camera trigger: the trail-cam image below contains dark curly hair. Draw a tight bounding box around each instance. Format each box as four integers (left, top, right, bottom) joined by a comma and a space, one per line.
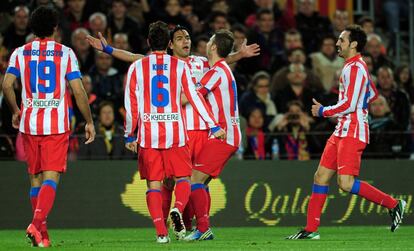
148, 21, 170, 51
29, 6, 59, 38
344, 24, 367, 53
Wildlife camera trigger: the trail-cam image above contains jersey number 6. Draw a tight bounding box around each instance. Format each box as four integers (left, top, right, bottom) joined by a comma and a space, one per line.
151, 75, 169, 107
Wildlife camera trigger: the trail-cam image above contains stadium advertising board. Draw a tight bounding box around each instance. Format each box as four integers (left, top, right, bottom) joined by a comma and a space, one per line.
0, 160, 412, 228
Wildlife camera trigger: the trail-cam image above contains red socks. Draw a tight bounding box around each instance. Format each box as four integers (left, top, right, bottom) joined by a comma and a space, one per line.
160, 185, 173, 224
190, 184, 209, 232
146, 189, 167, 236
351, 179, 398, 209
174, 179, 191, 213
206, 186, 211, 215
305, 184, 328, 232
32, 180, 57, 229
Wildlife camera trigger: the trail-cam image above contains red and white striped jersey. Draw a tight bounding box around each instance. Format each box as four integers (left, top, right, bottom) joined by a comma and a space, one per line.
321, 54, 378, 143
124, 52, 219, 149
6, 38, 82, 135
182, 55, 211, 130
199, 59, 241, 147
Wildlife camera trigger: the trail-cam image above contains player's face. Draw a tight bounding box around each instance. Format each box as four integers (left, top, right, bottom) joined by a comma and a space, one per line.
170, 30, 191, 59
336, 30, 351, 58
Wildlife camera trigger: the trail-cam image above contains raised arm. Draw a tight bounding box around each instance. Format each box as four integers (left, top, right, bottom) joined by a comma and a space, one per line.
86, 32, 143, 63
225, 39, 260, 64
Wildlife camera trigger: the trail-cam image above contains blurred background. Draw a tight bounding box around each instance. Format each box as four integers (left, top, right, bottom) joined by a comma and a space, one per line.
0, 0, 413, 161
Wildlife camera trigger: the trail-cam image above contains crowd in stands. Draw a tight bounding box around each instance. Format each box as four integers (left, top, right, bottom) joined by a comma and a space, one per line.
0, 0, 413, 160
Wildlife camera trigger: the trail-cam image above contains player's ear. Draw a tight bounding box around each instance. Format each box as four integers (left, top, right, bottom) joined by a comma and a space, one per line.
350, 41, 358, 50
168, 40, 173, 49
146, 39, 150, 49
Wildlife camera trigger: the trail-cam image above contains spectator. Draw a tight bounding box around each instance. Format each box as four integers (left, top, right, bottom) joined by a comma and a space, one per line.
244, 8, 284, 74
205, 11, 230, 37
244, 108, 272, 160
2, 5, 30, 51
193, 35, 209, 57
395, 64, 414, 104
271, 47, 322, 95
271, 29, 304, 71
239, 71, 281, 132
180, 0, 203, 34
273, 60, 320, 115
274, 100, 312, 160
110, 32, 132, 74
331, 10, 349, 38
244, 0, 295, 31
73, 74, 99, 128
167, 0, 192, 28
71, 28, 95, 73
365, 95, 407, 158
61, 0, 89, 44
211, 0, 230, 14
78, 101, 134, 160
358, 16, 375, 35
365, 34, 393, 73
377, 66, 411, 130
310, 34, 344, 92
361, 52, 377, 83
410, 105, 414, 159
89, 51, 124, 123
107, 0, 144, 54
295, 0, 332, 54
89, 12, 107, 38
229, 24, 250, 96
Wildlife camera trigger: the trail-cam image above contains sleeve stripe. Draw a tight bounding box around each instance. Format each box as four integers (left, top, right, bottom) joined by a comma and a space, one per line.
6, 67, 20, 78
66, 71, 82, 81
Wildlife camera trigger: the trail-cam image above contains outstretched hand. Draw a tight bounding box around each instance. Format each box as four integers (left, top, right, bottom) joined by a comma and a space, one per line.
86, 32, 108, 51
239, 39, 260, 58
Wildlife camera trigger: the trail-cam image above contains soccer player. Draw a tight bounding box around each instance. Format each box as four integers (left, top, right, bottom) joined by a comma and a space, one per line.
183, 30, 241, 241
2, 6, 96, 247
123, 21, 225, 243
286, 25, 406, 240
87, 25, 259, 229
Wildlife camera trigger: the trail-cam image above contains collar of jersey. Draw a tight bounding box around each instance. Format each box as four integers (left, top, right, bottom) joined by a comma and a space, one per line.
345, 53, 361, 64
34, 37, 54, 42
212, 58, 225, 68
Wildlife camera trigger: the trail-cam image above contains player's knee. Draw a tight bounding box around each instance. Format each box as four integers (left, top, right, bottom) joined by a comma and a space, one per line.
337, 176, 353, 192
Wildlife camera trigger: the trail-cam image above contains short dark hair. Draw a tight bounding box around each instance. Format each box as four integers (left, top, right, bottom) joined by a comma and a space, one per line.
98, 100, 114, 114
231, 23, 247, 35
256, 8, 273, 20
29, 6, 59, 38
212, 29, 234, 58
208, 11, 227, 24
344, 24, 367, 53
358, 16, 374, 26
169, 24, 191, 41
148, 21, 170, 51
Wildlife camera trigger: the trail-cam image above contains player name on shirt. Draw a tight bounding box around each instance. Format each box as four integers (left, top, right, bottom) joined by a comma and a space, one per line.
23, 49, 64, 57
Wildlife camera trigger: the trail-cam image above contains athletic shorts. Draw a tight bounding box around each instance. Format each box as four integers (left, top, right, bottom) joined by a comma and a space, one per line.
187, 130, 209, 163
22, 132, 69, 175
320, 135, 367, 176
138, 145, 192, 181
193, 138, 238, 178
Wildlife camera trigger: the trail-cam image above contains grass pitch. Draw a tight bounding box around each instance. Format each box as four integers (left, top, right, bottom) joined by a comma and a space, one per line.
0, 226, 413, 251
